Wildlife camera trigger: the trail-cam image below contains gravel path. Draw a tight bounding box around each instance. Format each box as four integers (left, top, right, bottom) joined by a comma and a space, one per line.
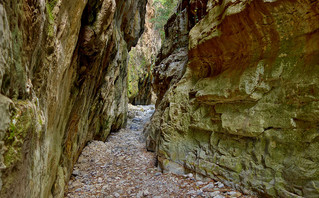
65, 104, 254, 198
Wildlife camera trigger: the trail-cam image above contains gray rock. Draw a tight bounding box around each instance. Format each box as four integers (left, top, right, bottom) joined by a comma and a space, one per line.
186, 173, 193, 178
201, 183, 215, 192
216, 181, 224, 188
75, 188, 82, 192
196, 190, 203, 196
213, 195, 225, 198
208, 191, 220, 196
72, 169, 81, 176
143, 190, 150, 196
136, 191, 144, 198
187, 190, 197, 195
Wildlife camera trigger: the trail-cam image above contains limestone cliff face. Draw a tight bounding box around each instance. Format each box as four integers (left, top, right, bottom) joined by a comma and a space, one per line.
128, 0, 161, 105
0, 0, 146, 197
147, 0, 319, 197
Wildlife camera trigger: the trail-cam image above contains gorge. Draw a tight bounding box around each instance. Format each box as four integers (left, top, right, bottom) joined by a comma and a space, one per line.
1, 0, 319, 197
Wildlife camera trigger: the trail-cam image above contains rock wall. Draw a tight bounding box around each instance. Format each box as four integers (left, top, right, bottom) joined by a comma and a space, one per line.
147, 0, 319, 197
0, 0, 146, 197
127, 0, 161, 105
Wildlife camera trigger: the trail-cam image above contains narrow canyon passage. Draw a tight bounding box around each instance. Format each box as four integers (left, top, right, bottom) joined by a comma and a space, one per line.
65, 105, 252, 198
1, 0, 318, 197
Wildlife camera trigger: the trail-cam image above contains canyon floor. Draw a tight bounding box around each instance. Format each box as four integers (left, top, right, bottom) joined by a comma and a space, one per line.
65, 104, 254, 198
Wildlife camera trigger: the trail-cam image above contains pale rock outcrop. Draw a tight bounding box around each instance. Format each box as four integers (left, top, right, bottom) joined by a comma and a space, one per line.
147, 0, 319, 197
0, 0, 146, 197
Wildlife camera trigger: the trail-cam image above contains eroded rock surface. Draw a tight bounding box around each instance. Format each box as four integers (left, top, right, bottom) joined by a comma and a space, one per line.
147, 0, 319, 197
0, 0, 146, 197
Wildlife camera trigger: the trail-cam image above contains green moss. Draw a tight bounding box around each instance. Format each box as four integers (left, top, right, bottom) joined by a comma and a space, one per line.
3, 101, 41, 167
7, 123, 17, 141
3, 147, 18, 167
46, 0, 57, 21
46, 0, 57, 37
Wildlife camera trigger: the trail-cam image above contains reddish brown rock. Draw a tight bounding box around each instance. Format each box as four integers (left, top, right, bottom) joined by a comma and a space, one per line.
147, 0, 319, 197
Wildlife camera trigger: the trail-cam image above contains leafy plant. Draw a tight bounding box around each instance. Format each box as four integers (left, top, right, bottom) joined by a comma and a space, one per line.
151, 0, 178, 40
8, 122, 16, 141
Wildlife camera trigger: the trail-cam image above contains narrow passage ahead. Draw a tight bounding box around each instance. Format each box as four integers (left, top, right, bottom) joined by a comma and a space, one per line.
65, 105, 251, 198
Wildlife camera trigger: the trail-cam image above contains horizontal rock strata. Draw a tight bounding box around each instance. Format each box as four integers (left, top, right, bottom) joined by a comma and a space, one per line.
147, 0, 319, 197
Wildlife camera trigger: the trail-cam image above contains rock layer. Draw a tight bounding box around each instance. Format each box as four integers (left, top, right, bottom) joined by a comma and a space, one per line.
147, 0, 319, 197
0, 0, 146, 197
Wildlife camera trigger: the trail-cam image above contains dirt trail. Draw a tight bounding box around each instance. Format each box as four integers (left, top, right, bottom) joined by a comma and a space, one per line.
65, 105, 253, 198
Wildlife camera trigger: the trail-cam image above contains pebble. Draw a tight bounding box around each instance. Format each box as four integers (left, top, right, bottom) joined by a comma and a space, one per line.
187, 190, 197, 194
181, 183, 187, 188
201, 183, 215, 192
186, 173, 194, 178
209, 191, 220, 196
72, 170, 80, 176
216, 181, 225, 188
196, 190, 203, 196
136, 190, 144, 198
75, 188, 82, 192
143, 190, 150, 196
214, 195, 225, 198
228, 191, 242, 197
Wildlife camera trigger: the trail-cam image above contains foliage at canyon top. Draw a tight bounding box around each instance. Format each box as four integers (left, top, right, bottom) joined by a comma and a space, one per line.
127, 0, 178, 105
152, 0, 179, 40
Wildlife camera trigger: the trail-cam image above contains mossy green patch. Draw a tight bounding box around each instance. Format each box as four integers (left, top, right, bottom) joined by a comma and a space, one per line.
46, 0, 57, 37
3, 100, 41, 167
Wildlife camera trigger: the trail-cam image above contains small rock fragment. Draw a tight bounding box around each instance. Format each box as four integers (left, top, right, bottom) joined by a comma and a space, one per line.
216, 181, 225, 188
143, 190, 150, 196
137, 190, 144, 198
187, 173, 194, 178
72, 169, 80, 176
209, 191, 220, 197
196, 190, 203, 196
228, 191, 242, 197
187, 190, 197, 195
201, 183, 215, 192
181, 183, 187, 188
213, 195, 225, 198
75, 188, 82, 192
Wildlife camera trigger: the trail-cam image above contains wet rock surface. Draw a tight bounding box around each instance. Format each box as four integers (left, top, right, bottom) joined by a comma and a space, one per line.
65, 105, 252, 198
